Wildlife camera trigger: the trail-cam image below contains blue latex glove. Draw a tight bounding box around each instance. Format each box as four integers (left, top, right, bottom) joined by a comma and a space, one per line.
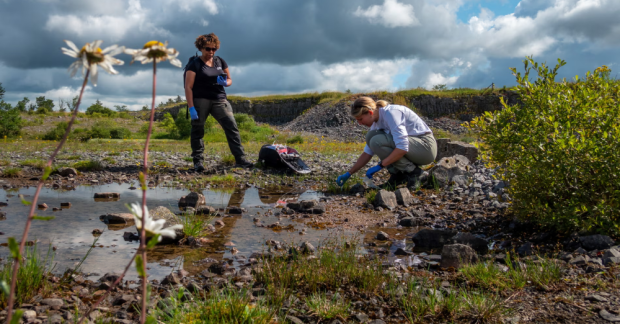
336, 172, 351, 187
189, 106, 198, 120
365, 163, 384, 179
217, 75, 227, 87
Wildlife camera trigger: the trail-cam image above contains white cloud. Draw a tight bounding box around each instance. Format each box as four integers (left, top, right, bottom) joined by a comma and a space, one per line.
354, 0, 420, 28
174, 0, 218, 14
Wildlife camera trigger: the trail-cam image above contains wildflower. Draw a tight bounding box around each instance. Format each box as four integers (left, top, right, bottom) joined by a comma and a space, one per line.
124, 41, 182, 67
61, 40, 124, 86
129, 203, 182, 242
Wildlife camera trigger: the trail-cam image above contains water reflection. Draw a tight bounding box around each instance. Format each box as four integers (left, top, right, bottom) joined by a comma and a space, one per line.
0, 183, 332, 281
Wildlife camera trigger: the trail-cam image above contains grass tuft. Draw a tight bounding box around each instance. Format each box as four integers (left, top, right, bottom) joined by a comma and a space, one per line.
2, 167, 22, 177
73, 159, 104, 172
0, 244, 55, 308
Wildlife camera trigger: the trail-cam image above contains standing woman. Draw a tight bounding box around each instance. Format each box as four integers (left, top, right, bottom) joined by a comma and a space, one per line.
184, 33, 253, 171
336, 97, 437, 189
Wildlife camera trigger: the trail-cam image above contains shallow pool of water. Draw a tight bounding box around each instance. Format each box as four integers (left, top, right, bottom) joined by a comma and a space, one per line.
0, 183, 349, 281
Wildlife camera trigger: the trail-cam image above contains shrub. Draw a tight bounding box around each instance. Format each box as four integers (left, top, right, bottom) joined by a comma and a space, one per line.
2, 167, 22, 177
86, 100, 117, 117
468, 57, 620, 234
175, 109, 191, 138
204, 115, 217, 130
286, 135, 304, 144
234, 113, 256, 131
110, 127, 131, 139
0, 108, 22, 137
88, 120, 116, 139
42, 121, 69, 141
73, 160, 104, 172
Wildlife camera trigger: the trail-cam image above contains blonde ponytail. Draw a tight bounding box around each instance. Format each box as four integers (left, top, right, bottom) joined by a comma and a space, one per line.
351, 96, 391, 117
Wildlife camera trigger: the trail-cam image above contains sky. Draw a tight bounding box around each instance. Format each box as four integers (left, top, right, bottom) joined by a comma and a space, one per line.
0, 0, 619, 111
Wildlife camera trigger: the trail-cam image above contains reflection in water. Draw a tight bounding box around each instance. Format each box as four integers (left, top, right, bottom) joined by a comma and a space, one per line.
0, 183, 335, 281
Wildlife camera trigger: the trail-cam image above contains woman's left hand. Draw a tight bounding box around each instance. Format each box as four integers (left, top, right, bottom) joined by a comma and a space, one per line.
365, 162, 383, 179
217, 75, 228, 87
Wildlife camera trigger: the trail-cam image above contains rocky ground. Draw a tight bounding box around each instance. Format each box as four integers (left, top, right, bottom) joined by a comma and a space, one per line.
1, 146, 620, 323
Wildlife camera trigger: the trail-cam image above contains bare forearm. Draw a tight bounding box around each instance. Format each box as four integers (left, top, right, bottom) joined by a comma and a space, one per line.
185, 87, 193, 107
349, 153, 373, 174
380, 148, 407, 167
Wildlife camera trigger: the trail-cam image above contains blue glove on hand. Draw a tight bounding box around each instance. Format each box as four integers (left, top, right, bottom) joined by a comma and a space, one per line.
365, 163, 384, 179
336, 172, 351, 187
217, 75, 227, 87
189, 106, 198, 120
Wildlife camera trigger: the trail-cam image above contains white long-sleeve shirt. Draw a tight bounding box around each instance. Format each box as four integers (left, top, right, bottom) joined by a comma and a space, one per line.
363, 104, 432, 156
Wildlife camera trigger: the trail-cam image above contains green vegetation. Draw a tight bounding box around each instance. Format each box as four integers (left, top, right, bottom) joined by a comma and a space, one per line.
154, 288, 276, 324
2, 167, 22, 177
73, 159, 104, 172
365, 189, 377, 205
286, 135, 304, 144
221, 154, 235, 166
181, 212, 212, 237
0, 245, 55, 308
469, 58, 620, 235
0, 83, 22, 137
86, 99, 117, 117
305, 292, 351, 320
19, 159, 46, 170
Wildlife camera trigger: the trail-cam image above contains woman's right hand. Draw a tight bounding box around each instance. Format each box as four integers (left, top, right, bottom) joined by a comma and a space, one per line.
336, 172, 351, 187
189, 106, 198, 120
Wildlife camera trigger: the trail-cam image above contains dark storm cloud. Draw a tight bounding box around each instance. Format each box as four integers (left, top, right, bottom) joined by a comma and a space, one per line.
0, 0, 619, 109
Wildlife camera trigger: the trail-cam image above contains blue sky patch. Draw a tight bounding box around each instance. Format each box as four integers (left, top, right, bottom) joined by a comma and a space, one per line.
457, 0, 522, 23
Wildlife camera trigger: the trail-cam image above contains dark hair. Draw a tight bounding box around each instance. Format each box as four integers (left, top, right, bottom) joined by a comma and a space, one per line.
195, 33, 220, 51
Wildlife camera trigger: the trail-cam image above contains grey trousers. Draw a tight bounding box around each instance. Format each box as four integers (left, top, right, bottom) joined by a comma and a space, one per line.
366, 130, 437, 173
191, 98, 245, 164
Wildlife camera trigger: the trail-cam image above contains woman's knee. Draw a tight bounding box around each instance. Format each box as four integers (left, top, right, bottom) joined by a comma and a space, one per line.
365, 130, 384, 145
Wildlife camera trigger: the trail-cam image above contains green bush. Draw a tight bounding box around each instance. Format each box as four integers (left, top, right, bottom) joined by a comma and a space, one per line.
86, 100, 117, 117
88, 120, 116, 139
0, 108, 22, 137
204, 115, 217, 130
42, 121, 69, 141
469, 57, 620, 234
110, 127, 131, 139
175, 109, 191, 138
234, 113, 256, 131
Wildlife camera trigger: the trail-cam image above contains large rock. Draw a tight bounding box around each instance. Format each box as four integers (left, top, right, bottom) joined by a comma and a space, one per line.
579, 235, 615, 251
374, 190, 397, 209
449, 232, 488, 254
394, 188, 414, 206
441, 244, 478, 268
399, 217, 422, 227
58, 167, 78, 177
412, 229, 457, 249
150, 206, 184, 243
94, 192, 120, 199
178, 192, 205, 209
287, 200, 325, 214
435, 139, 478, 163
427, 154, 472, 188
196, 205, 216, 215
99, 213, 135, 225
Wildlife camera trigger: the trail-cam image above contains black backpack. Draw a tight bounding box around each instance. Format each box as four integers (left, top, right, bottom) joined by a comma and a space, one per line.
258, 144, 311, 174
183, 54, 223, 118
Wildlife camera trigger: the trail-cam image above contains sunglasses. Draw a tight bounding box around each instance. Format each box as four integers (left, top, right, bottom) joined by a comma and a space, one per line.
203, 47, 217, 52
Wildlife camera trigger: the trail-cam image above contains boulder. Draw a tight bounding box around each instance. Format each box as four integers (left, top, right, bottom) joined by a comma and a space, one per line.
59, 167, 78, 177
440, 244, 478, 268
94, 192, 120, 199
399, 217, 421, 227
150, 206, 184, 243
300, 241, 316, 254
394, 188, 414, 206
376, 231, 389, 240
579, 235, 615, 251
195, 205, 216, 215
178, 192, 205, 209
99, 213, 135, 225
435, 139, 478, 163
349, 183, 366, 195
412, 229, 457, 249
374, 190, 397, 209
286, 202, 301, 211
449, 232, 489, 254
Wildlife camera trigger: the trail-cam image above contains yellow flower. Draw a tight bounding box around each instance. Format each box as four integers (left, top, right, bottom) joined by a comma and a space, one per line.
61, 40, 124, 86
125, 41, 182, 67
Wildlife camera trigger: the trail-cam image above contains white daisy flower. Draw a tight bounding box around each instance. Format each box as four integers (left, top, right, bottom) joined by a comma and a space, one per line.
61, 40, 124, 86
125, 40, 182, 68
130, 203, 182, 242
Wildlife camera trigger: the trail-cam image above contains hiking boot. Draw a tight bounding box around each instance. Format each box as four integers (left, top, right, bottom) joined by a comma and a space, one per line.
194, 162, 205, 173
234, 156, 254, 169
379, 172, 407, 190
406, 167, 424, 189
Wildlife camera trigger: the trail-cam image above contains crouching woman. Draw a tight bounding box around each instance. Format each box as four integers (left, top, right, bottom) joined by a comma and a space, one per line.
336, 97, 437, 189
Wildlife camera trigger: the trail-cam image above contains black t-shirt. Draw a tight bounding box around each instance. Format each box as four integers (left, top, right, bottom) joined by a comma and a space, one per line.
188, 56, 228, 100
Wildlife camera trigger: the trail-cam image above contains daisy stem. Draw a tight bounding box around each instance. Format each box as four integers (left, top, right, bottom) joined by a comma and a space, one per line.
5, 70, 90, 324
138, 60, 157, 324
